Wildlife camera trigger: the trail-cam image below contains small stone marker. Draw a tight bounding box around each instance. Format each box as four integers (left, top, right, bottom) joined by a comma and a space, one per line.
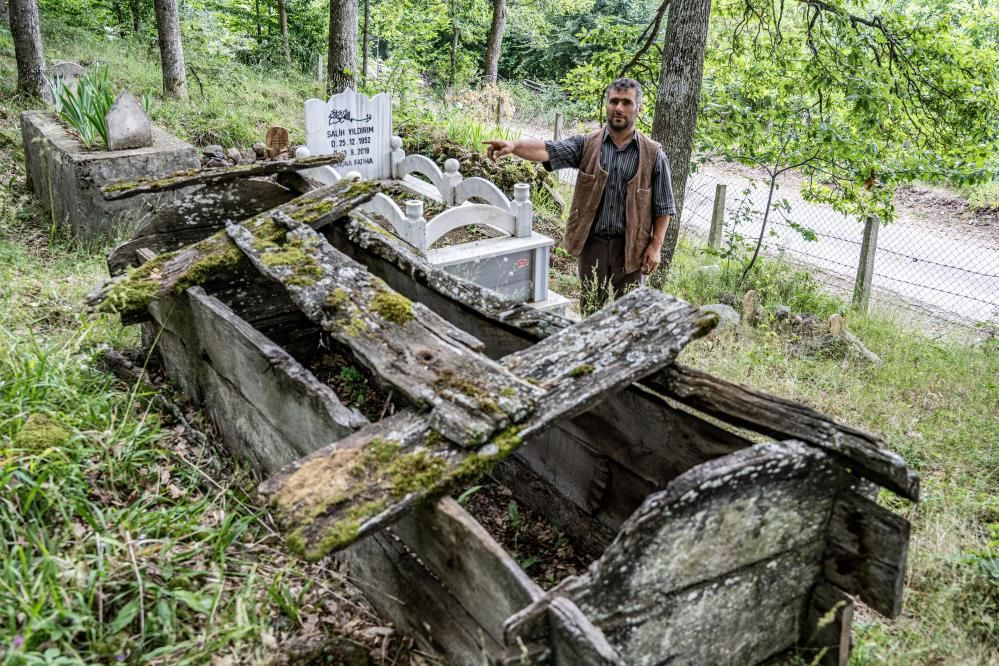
701, 303, 740, 330
265, 126, 290, 158
49, 61, 86, 94
105, 91, 153, 151
304, 87, 392, 180
741, 289, 759, 326
828, 313, 845, 336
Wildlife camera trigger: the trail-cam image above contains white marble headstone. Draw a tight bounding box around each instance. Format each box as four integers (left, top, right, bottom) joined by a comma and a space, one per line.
105, 91, 153, 151
304, 88, 391, 180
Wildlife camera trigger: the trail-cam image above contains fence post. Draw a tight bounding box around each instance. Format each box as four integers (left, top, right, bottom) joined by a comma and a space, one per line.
554, 113, 563, 141
708, 183, 726, 249
852, 215, 880, 312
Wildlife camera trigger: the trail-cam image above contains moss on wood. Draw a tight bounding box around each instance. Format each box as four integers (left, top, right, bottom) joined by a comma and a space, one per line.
568, 363, 594, 378
370, 290, 413, 325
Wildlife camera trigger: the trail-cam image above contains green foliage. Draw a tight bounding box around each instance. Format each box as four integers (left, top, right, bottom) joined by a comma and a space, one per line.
50, 66, 115, 148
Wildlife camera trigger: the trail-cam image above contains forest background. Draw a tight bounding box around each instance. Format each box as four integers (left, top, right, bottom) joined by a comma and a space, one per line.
0, 0, 998, 663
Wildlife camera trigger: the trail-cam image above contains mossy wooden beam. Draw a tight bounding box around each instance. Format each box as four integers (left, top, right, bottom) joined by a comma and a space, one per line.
340, 212, 919, 502
86, 178, 378, 317
227, 211, 539, 448
100, 153, 345, 201
259, 288, 714, 562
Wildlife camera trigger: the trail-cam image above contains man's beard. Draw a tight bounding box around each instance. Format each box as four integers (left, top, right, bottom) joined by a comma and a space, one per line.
609, 115, 632, 130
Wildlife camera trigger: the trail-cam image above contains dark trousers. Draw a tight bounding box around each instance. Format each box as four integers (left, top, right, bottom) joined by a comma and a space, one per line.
578, 235, 643, 314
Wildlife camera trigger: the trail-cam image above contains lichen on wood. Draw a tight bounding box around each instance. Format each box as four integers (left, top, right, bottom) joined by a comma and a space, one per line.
87, 179, 379, 317
100, 153, 346, 200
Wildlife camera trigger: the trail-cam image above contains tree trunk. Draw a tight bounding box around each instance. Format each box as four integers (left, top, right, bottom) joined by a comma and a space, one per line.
651, 0, 711, 271
278, 0, 291, 63
255, 0, 261, 39
153, 0, 188, 98
2, 0, 11, 25
328, 0, 358, 94
361, 0, 369, 84
448, 0, 459, 89
482, 0, 506, 84
10, 0, 47, 99
129, 0, 141, 33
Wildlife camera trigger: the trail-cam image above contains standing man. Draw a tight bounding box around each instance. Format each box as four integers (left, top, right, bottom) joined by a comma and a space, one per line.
484, 77, 675, 309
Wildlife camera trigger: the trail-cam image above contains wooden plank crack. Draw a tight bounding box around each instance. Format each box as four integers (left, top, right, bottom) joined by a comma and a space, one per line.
259, 287, 712, 561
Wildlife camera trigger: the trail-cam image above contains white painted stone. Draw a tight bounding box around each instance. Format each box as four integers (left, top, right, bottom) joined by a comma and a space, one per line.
105, 91, 153, 151
304, 87, 391, 180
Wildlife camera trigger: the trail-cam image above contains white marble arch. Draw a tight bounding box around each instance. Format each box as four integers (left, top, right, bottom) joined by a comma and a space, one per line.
358, 193, 426, 251
453, 177, 513, 213
425, 204, 517, 248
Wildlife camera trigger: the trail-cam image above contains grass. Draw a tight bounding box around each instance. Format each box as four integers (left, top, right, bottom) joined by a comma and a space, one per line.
2, 13, 997, 664
0, 22, 413, 666
963, 178, 999, 212
649, 240, 999, 663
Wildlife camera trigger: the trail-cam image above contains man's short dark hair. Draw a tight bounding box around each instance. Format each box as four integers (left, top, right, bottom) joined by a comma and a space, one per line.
605, 78, 642, 107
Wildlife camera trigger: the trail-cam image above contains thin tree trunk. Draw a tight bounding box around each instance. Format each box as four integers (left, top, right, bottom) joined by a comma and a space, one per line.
0, 0, 8, 26
153, 0, 188, 98
129, 0, 141, 33
651, 0, 711, 271
255, 0, 261, 39
361, 0, 369, 84
278, 0, 290, 63
448, 0, 458, 89
9, 0, 47, 99
482, 0, 505, 84
328, 0, 358, 94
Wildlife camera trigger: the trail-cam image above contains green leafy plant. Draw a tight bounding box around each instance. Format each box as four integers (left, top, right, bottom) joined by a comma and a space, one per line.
49, 66, 152, 149
49, 65, 115, 148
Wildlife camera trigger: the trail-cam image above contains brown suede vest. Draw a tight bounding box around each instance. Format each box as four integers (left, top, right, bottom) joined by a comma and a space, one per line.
564, 128, 660, 274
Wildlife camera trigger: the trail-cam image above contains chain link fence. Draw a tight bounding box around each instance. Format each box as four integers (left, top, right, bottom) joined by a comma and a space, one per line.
516, 124, 998, 330
682, 172, 999, 329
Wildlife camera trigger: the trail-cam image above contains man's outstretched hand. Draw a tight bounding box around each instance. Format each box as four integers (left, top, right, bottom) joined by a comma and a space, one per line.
484, 140, 515, 162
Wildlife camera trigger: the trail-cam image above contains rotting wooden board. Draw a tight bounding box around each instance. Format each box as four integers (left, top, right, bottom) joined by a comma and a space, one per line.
100, 153, 345, 200
334, 214, 918, 502
259, 288, 711, 562
146, 288, 365, 472
108, 180, 298, 275
504, 441, 852, 665
822, 490, 910, 618
645, 364, 919, 501
342, 526, 499, 662
390, 497, 542, 646
87, 178, 379, 318
227, 216, 536, 447
801, 583, 854, 666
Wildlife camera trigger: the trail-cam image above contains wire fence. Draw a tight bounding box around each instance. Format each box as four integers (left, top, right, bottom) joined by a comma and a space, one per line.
516, 123, 998, 330
681, 173, 999, 330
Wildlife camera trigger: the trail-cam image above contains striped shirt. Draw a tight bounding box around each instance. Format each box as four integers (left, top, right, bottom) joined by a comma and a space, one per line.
544, 129, 676, 238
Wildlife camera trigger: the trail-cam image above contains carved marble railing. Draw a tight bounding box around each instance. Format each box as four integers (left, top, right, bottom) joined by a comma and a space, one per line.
296, 136, 566, 311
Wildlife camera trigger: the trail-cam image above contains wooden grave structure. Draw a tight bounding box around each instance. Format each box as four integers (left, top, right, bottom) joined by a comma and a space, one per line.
92, 158, 917, 665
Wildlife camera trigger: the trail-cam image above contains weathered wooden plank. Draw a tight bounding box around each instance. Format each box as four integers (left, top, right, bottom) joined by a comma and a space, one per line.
390, 497, 542, 645
800, 583, 854, 666
100, 153, 344, 200
341, 526, 499, 663
333, 215, 916, 504
108, 180, 297, 275
492, 455, 617, 559
259, 288, 711, 561
227, 216, 535, 447
502, 441, 854, 665
500, 597, 622, 666
88, 178, 379, 318
822, 490, 910, 618
645, 364, 920, 501
146, 288, 366, 473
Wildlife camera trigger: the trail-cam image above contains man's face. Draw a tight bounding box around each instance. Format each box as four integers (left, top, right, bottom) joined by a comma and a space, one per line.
606, 87, 640, 132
